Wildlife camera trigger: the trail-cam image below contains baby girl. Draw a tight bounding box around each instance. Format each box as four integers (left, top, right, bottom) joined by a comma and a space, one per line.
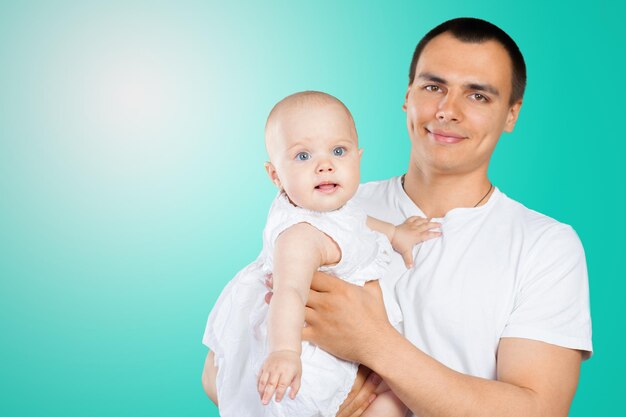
203, 91, 440, 416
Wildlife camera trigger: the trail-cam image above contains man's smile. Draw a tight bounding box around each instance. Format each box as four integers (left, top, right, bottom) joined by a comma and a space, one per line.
425, 127, 467, 144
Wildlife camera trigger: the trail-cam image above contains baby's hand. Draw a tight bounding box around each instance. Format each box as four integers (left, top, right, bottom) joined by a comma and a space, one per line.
257, 350, 302, 405
392, 216, 441, 268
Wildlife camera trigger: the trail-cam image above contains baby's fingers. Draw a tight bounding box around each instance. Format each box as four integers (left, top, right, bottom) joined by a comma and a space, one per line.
261, 378, 278, 405
414, 220, 441, 232
401, 249, 414, 268
274, 380, 289, 403
289, 374, 302, 400
257, 371, 270, 399
406, 215, 428, 223
417, 230, 442, 243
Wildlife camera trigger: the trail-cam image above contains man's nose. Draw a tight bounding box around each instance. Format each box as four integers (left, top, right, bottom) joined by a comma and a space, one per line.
435, 92, 462, 123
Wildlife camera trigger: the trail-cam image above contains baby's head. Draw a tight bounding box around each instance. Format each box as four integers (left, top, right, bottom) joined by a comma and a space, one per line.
265, 91, 362, 212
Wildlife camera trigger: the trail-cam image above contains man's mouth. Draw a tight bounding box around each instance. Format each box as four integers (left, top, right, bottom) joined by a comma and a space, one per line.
426, 128, 467, 144
315, 182, 339, 193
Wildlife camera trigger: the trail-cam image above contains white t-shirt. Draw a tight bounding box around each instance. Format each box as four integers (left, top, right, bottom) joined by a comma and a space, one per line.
353, 177, 592, 382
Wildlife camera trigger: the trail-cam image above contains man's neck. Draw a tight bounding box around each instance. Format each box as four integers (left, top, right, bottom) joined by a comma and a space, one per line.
403, 167, 493, 218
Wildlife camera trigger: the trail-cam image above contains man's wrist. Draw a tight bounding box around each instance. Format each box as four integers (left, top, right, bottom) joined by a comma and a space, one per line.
359, 324, 403, 370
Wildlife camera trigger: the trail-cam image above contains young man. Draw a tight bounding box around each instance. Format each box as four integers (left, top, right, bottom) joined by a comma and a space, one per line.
202, 18, 592, 416
301, 18, 592, 417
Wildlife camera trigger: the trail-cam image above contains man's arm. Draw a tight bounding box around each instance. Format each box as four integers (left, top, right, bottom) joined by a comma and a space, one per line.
303, 273, 583, 417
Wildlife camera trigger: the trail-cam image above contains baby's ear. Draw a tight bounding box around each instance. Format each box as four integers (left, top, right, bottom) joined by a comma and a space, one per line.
264, 162, 282, 189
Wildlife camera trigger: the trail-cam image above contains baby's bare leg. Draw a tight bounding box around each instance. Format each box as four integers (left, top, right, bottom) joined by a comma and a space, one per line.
362, 381, 407, 417
201, 351, 219, 405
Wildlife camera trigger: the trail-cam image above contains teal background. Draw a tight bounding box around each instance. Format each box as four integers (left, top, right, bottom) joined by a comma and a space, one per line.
0, 1, 623, 415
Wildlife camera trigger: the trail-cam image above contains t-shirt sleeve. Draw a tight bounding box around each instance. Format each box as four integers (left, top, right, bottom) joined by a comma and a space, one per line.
501, 224, 593, 356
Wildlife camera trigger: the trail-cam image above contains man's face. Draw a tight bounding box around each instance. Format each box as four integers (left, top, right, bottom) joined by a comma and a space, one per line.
265, 102, 362, 212
403, 32, 522, 176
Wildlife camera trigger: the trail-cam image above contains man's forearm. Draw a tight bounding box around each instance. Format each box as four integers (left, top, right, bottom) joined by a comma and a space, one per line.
304, 275, 581, 417
364, 330, 576, 417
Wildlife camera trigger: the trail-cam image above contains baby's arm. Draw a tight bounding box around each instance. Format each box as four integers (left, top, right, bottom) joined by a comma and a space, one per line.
367, 216, 441, 268
257, 222, 341, 405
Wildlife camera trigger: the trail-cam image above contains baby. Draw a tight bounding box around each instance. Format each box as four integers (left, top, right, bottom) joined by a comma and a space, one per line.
203, 91, 440, 416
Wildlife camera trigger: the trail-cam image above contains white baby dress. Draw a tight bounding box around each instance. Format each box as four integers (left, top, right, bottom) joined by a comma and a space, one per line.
203, 193, 400, 417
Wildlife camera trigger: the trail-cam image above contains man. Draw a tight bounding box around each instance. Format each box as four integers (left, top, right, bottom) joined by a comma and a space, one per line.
301, 17, 592, 417
203, 17, 592, 417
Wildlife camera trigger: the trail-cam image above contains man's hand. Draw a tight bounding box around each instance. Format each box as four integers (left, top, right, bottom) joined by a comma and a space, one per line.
257, 350, 302, 405
302, 272, 396, 363
392, 216, 441, 268
336, 366, 382, 417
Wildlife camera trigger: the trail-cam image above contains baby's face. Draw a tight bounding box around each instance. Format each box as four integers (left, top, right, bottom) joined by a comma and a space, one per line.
266, 102, 362, 212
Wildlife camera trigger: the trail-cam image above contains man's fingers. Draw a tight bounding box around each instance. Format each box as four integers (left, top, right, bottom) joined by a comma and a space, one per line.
309, 271, 338, 292
306, 287, 322, 308
350, 394, 377, 417
304, 304, 317, 323
302, 323, 314, 342
363, 280, 382, 298
336, 367, 382, 417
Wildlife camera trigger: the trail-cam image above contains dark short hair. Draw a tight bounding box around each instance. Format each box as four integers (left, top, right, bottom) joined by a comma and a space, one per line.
408, 18, 526, 104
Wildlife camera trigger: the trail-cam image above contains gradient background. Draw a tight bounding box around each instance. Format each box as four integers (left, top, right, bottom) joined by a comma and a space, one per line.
1, 1, 623, 416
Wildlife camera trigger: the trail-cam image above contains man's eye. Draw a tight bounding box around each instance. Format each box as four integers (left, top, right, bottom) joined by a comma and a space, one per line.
425, 85, 440, 92
333, 147, 346, 157
471, 93, 488, 102
295, 152, 310, 161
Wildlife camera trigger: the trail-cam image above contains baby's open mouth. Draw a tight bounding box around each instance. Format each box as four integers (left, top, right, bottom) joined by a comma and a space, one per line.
315, 183, 338, 192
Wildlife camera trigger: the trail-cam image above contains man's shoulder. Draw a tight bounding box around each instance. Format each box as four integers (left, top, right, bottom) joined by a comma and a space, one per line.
354, 176, 400, 205
356, 177, 398, 199
496, 191, 582, 249
352, 177, 404, 223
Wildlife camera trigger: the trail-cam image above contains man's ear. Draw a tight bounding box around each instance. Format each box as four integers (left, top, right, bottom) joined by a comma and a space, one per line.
358, 148, 363, 159
504, 100, 522, 133
402, 86, 411, 112
264, 162, 282, 189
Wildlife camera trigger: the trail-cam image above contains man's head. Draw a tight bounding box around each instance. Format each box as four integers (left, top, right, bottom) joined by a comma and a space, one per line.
409, 18, 526, 105
264, 91, 362, 212
402, 19, 525, 177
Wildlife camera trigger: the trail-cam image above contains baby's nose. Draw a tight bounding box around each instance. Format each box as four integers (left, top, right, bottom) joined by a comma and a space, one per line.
317, 161, 334, 172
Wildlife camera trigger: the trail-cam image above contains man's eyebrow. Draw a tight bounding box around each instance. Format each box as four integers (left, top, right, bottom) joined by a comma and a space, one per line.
466, 82, 500, 97
417, 72, 447, 84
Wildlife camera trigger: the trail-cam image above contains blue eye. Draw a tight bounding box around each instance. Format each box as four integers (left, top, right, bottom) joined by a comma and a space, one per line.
295, 152, 310, 161
333, 147, 346, 157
